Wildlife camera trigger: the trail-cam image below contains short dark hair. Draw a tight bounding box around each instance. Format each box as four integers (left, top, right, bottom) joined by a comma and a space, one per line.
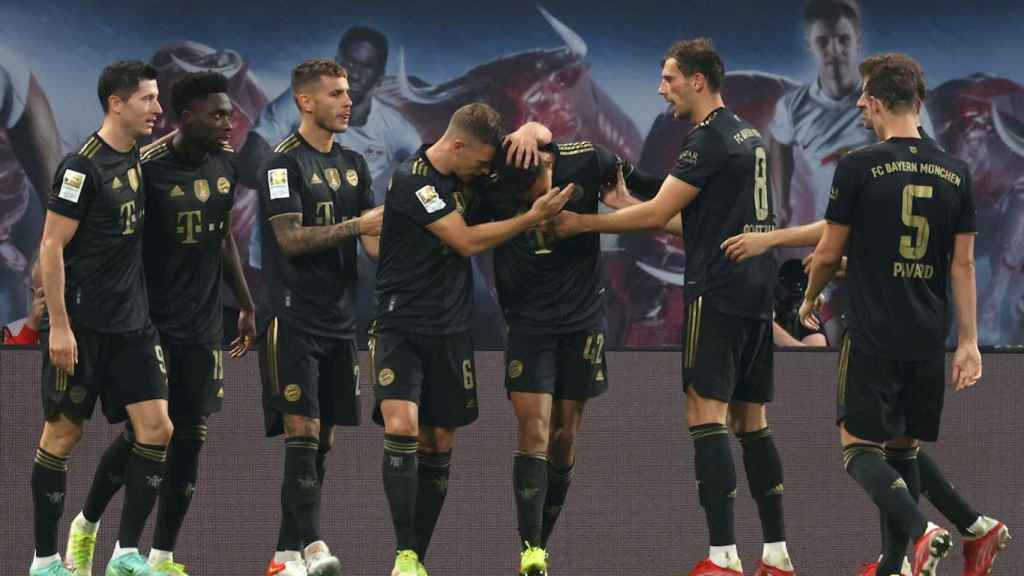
97, 60, 159, 113
664, 38, 725, 92
860, 54, 926, 102
338, 26, 389, 68
496, 142, 546, 192
804, 0, 861, 31
291, 59, 348, 94
170, 72, 229, 116
858, 53, 925, 114
448, 103, 503, 149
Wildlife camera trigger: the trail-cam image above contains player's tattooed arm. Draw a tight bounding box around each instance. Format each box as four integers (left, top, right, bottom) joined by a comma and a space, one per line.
270, 212, 368, 258
358, 206, 383, 261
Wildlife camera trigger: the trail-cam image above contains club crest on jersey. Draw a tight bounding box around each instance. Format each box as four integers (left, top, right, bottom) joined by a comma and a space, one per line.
127, 166, 140, 192
59, 169, 86, 203
268, 168, 289, 199
193, 179, 210, 202
415, 185, 446, 213
345, 168, 358, 187
217, 177, 231, 194
284, 384, 302, 402
325, 168, 342, 191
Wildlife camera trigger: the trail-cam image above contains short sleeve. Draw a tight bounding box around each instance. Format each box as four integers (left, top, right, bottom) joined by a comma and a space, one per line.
955, 168, 976, 234
258, 154, 303, 220
824, 155, 860, 225
768, 93, 795, 146
48, 155, 96, 221
388, 172, 456, 227
669, 128, 729, 190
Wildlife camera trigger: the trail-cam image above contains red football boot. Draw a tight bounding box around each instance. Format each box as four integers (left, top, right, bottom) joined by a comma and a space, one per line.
911, 524, 952, 576
962, 520, 1011, 576
689, 558, 743, 576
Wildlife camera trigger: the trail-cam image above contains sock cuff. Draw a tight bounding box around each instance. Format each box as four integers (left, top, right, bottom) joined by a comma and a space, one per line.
842, 443, 884, 469
419, 449, 452, 469
284, 436, 319, 451
884, 445, 920, 461
132, 442, 168, 463
384, 434, 418, 455
173, 424, 209, 442
35, 447, 68, 471
690, 423, 729, 440
514, 450, 548, 462
737, 427, 772, 444
547, 461, 575, 483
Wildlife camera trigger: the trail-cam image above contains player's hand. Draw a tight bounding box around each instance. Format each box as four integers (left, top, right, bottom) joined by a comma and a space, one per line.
503, 129, 541, 168
951, 342, 982, 391
49, 324, 78, 375
357, 206, 384, 237
552, 210, 585, 239
27, 285, 46, 328
141, 129, 177, 155
601, 167, 639, 209
528, 183, 574, 221
798, 295, 823, 331
229, 308, 257, 358
721, 231, 772, 262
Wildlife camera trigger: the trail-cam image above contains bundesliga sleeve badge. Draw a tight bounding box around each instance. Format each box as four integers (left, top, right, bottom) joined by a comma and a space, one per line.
268, 168, 290, 199
415, 185, 446, 213
58, 169, 86, 203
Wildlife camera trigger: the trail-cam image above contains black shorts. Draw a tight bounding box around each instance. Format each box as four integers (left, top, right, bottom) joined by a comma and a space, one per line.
370, 328, 478, 429
836, 335, 945, 443
260, 318, 361, 437
504, 322, 609, 401
162, 339, 224, 421
41, 324, 168, 424
682, 297, 774, 404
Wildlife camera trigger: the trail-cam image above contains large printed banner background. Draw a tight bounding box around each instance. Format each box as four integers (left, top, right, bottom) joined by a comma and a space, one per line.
0, 0, 1022, 347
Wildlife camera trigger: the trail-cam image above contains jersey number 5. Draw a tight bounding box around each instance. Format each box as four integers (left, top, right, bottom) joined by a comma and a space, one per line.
753, 147, 769, 221
900, 185, 932, 260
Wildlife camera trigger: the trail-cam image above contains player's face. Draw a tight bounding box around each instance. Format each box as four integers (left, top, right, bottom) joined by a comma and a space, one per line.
183, 93, 234, 151
117, 79, 162, 139
659, 58, 695, 120
807, 17, 860, 84
453, 139, 496, 183
310, 75, 353, 134
856, 79, 883, 133
338, 40, 384, 107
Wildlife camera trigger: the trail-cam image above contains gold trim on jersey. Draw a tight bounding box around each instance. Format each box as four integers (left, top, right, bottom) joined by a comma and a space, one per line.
557, 141, 595, 156
141, 143, 171, 164
685, 297, 704, 368
411, 158, 429, 177
268, 211, 302, 222
79, 136, 102, 159
275, 134, 300, 154
837, 333, 851, 408
55, 368, 69, 393
268, 318, 281, 394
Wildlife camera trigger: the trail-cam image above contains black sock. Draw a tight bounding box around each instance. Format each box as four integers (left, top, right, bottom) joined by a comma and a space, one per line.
32, 447, 68, 557
82, 428, 133, 523
918, 449, 980, 535
738, 427, 786, 543
878, 446, 920, 576
283, 436, 321, 546
276, 485, 302, 552
117, 442, 167, 548
541, 461, 575, 548
513, 452, 548, 549
316, 444, 330, 488
844, 444, 928, 542
692, 423, 737, 546
383, 434, 418, 552
414, 450, 451, 560
152, 423, 206, 552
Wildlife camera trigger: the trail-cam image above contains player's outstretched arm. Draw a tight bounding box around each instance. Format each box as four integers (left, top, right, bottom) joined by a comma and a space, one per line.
358, 206, 383, 260
799, 221, 849, 331
601, 167, 683, 237
722, 219, 826, 262
270, 210, 379, 258
557, 175, 695, 238
40, 211, 79, 373
503, 122, 553, 168
222, 213, 256, 357
427, 184, 574, 257
950, 233, 982, 390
